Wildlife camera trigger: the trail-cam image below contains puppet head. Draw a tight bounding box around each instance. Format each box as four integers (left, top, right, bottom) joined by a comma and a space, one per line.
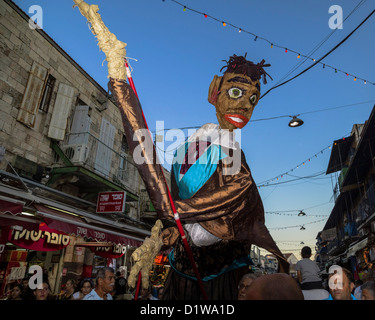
208, 54, 272, 130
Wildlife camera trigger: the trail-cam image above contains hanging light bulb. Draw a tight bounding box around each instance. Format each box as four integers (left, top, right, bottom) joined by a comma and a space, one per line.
300, 241, 305, 245
270, 43, 273, 48
300, 226, 306, 230
222, 21, 226, 26
183, 6, 186, 11
298, 210, 306, 216
288, 116, 304, 127
297, 54, 300, 59
204, 13, 208, 18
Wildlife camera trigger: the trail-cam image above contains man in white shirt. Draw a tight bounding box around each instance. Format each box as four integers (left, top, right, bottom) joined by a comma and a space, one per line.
83, 267, 115, 300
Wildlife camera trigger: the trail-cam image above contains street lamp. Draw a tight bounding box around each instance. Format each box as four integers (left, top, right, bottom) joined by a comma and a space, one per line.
288, 116, 304, 127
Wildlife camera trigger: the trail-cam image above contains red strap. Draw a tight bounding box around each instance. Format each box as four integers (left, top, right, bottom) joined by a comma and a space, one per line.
125, 60, 208, 300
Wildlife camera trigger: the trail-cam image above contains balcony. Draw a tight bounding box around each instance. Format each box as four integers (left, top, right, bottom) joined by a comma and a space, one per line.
354, 181, 375, 225
50, 132, 141, 202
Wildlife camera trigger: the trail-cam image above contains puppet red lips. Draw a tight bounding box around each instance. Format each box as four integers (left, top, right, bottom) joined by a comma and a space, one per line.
224, 114, 249, 128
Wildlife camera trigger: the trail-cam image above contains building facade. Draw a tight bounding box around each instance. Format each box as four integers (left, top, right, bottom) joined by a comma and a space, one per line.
316, 105, 375, 279
0, 0, 164, 297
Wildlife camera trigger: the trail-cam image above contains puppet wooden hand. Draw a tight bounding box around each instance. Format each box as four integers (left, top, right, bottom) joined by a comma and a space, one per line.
128, 220, 163, 289
73, 0, 127, 80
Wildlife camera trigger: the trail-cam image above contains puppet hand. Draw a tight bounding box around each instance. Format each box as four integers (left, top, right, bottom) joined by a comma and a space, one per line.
161, 226, 180, 248
128, 220, 163, 289
73, 0, 127, 80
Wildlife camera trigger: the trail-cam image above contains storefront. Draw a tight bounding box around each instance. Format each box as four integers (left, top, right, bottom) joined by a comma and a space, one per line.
0, 197, 148, 297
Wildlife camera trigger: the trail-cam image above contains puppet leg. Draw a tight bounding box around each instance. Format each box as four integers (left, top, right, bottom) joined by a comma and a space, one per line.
250, 221, 290, 274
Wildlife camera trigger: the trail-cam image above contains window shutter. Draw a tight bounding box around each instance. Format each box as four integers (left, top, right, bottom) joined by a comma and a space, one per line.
47, 83, 76, 141
95, 118, 115, 177
17, 62, 48, 128
68, 105, 91, 145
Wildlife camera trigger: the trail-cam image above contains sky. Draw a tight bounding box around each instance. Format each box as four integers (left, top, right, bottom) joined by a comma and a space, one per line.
13, 0, 375, 259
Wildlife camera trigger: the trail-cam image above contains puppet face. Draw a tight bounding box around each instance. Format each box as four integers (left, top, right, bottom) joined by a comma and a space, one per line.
208, 72, 260, 130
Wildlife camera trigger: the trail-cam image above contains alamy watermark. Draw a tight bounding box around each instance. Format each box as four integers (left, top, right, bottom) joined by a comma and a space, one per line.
328, 265, 344, 290
328, 5, 343, 30
28, 5, 43, 30
132, 121, 242, 176
28, 265, 43, 290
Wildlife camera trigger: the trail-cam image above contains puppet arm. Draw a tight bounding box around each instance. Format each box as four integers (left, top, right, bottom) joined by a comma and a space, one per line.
73, 1, 174, 220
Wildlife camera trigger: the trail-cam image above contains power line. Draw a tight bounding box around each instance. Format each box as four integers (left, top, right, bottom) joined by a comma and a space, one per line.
260, 8, 375, 99
164, 0, 375, 87
268, 218, 328, 230
274, 0, 368, 86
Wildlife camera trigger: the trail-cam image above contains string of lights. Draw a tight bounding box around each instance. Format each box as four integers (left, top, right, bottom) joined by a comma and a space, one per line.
266, 211, 329, 218
163, 0, 375, 86
268, 218, 327, 230
273, 0, 368, 87
258, 171, 329, 188
257, 145, 332, 186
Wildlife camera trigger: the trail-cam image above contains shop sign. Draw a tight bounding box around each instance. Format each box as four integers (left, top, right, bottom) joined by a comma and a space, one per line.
96, 191, 126, 213
8, 265, 27, 281
91, 243, 126, 259
8, 223, 70, 251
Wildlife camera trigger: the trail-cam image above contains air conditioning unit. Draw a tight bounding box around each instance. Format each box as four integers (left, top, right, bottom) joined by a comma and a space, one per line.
61, 144, 89, 165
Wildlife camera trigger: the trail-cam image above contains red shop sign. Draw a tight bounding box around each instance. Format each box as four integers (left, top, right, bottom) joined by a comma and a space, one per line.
96, 191, 126, 213
8, 223, 70, 251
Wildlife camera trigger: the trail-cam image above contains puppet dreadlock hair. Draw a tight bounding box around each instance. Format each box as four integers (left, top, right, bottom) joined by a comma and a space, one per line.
220, 54, 273, 85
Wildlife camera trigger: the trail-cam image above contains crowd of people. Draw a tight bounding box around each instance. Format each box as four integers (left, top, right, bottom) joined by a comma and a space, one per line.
2, 246, 374, 300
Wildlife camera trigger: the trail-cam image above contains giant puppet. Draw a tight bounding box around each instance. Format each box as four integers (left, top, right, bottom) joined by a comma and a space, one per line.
73, 0, 289, 300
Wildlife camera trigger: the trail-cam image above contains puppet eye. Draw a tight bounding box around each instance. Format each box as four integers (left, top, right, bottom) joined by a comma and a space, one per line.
228, 87, 243, 99
250, 94, 257, 104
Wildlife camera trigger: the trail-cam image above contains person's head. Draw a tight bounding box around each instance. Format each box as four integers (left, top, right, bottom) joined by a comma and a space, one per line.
361, 281, 375, 300
328, 266, 355, 300
237, 273, 258, 300
79, 279, 94, 296
301, 246, 312, 259
11, 283, 23, 300
65, 279, 77, 293
140, 286, 151, 299
33, 281, 51, 300
95, 267, 115, 294
21, 278, 29, 290
208, 54, 271, 131
244, 273, 304, 300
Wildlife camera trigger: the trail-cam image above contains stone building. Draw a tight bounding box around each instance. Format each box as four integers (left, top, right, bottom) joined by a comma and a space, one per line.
0, 0, 166, 296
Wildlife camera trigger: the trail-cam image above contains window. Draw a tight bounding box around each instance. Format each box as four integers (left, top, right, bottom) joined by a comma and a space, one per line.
39, 74, 56, 112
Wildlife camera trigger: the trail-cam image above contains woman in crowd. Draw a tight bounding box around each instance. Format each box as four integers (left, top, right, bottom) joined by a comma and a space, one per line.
72, 278, 94, 300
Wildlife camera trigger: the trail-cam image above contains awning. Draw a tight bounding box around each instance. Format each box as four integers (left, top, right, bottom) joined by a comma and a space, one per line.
347, 238, 368, 256
0, 196, 25, 215
0, 213, 40, 230
326, 135, 354, 174
34, 204, 143, 247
